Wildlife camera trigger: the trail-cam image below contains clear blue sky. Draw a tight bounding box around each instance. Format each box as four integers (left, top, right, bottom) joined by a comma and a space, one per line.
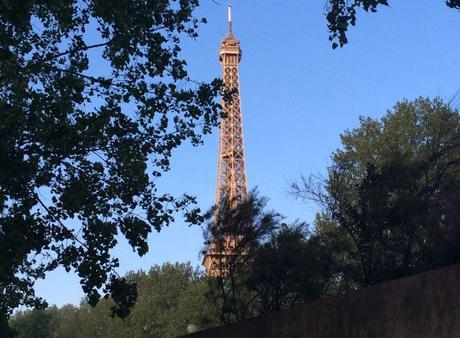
35, 0, 460, 307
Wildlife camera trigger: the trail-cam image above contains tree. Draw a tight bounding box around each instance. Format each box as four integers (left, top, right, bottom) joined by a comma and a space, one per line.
292, 97, 460, 286
9, 307, 57, 338
310, 212, 360, 293
117, 263, 217, 337
203, 190, 332, 323
246, 224, 332, 314
9, 263, 218, 338
49, 304, 83, 338
0, 0, 222, 332
325, 0, 460, 48
203, 190, 280, 324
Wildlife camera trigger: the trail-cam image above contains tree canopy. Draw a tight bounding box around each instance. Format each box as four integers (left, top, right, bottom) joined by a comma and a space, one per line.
0, 0, 221, 332
203, 191, 333, 323
292, 97, 460, 286
10, 263, 218, 338
326, 0, 460, 48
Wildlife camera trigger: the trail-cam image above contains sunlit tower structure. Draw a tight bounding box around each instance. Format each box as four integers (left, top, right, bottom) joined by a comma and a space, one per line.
203, 4, 248, 275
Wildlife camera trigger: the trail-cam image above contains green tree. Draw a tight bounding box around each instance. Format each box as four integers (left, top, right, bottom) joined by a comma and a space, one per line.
311, 212, 359, 293
203, 190, 332, 323
0, 0, 221, 331
9, 308, 56, 338
203, 190, 280, 324
118, 263, 217, 337
10, 263, 218, 338
326, 0, 460, 48
292, 97, 460, 286
50, 304, 83, 338
246, 224, 332, 314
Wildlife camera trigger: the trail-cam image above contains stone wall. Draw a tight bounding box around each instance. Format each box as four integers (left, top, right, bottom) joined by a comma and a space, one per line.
188, 264, 460, 338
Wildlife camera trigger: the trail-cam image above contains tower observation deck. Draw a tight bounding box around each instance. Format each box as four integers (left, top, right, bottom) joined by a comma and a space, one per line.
203, 4, 248, 275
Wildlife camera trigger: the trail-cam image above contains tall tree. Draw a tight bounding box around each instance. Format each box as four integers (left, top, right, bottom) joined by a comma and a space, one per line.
0, 0, 221, 332
203, 191, 279, 324
203, 190, 331, 322
325, 0, 460, 48
292, 98, 460, 286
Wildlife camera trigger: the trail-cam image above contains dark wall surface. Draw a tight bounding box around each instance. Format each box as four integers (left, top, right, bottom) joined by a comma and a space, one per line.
188, 264, 460, 338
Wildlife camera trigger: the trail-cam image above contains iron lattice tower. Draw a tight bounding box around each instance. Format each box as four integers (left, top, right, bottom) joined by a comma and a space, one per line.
216, 5, 247, 205
203, 5, 248, 275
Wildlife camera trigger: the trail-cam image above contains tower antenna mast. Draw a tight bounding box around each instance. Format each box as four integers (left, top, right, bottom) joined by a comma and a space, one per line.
227, 3, 233, 36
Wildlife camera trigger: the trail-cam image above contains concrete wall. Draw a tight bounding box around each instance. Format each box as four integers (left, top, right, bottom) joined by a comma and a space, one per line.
188, 264, 460, 338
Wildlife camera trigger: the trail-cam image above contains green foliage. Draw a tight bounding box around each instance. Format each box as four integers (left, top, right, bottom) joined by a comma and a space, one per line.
203, 191, 332, 323
313, 213, 359, 293
293, 97, 460, 286
326, 0, 460, 48
246, 224, 332, 314
0, 0, 222, 327
117, 263, 217, 337
9, 263, 219, 338
9, 307, 57, 338
203, 190, 281, 323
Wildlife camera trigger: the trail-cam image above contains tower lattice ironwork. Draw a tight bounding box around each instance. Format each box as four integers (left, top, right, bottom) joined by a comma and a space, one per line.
216, 5, 247, 206
203, 4, 248, 275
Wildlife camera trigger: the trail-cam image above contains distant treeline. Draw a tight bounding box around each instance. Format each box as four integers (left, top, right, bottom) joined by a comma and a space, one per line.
10, 263, 218, 338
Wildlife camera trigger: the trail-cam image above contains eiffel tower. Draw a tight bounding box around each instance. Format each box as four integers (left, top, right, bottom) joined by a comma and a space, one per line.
203, 4, 248, 275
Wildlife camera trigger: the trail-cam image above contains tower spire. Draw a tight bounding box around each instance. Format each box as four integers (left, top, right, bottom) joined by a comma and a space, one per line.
227, 4, 233, 36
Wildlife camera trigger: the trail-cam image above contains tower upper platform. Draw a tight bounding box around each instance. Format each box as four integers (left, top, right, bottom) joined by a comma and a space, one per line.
219, 5, 242, 62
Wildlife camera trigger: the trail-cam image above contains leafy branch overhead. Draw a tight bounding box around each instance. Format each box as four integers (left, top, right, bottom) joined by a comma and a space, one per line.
326, 0, 460, 48
0, 0, 222, 330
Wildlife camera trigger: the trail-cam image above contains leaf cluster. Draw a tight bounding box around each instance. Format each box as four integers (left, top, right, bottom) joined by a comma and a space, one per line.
325, 0, 460, 48
0, 0, 222, 328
